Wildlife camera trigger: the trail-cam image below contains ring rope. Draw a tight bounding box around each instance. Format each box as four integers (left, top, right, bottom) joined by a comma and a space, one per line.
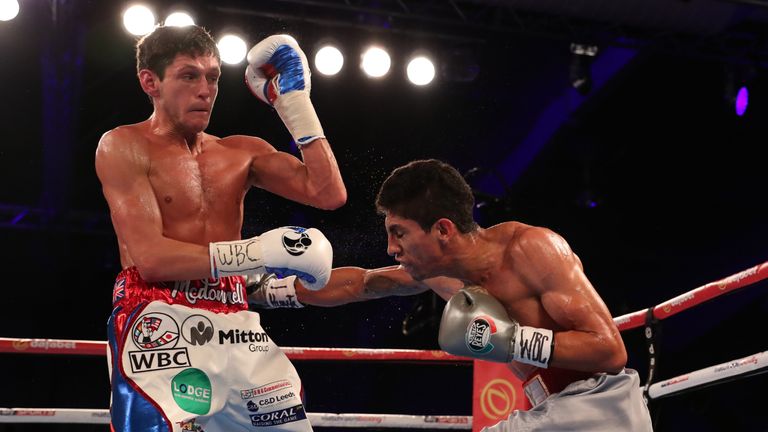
0, 409, 472, 429
613, 260, 768, 331
647, 350, 768, 399
1, 260, 766, 427
0, 339, 470, 362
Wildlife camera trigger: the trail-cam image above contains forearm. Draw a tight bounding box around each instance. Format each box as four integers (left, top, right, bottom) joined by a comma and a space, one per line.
549, 330, 627, 373
295, 266, 367, 307
294, 265, 428, 307
298, 138, 346, 210
128, 237, 211, 282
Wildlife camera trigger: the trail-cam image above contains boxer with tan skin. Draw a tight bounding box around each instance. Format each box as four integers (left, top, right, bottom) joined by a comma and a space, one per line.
97, 25, 344, 431
250, 159, 653, 431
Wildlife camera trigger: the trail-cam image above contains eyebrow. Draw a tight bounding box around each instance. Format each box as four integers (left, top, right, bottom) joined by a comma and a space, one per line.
386, 224, 403, 234
176, 64, 220, 74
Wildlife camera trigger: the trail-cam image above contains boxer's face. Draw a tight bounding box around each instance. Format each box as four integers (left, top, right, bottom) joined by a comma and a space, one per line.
149, 53, 221, 133
384, 213, 443, 280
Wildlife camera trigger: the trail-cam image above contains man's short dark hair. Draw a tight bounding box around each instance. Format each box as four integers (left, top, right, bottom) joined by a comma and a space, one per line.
376, 159, 478, 233
136, 25, 220, 79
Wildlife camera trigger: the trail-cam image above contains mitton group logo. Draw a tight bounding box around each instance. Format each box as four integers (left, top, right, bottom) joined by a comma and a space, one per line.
181, 315, 215, 346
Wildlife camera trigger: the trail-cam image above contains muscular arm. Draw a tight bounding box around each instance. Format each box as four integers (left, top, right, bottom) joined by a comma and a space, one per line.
246, 137, 346, 210
95, 129, 211, 282
294, 266, 461, 307
517, 228, 627, 373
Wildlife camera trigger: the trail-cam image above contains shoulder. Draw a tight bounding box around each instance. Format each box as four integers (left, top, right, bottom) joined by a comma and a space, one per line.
217, 134, 275, 156
495, 222, 573, 263
97, 123, 152, 154
96, 123, 150, 164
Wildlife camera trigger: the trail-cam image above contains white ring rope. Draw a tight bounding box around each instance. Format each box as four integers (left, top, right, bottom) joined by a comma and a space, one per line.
0, 408, 471, 429
647, 350, 768, 400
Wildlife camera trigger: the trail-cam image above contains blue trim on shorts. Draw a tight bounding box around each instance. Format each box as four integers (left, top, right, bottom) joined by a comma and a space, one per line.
108, 305, 170, 432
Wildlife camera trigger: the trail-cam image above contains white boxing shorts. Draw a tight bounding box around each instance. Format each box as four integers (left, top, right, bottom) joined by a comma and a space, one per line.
107, 267, 312, 432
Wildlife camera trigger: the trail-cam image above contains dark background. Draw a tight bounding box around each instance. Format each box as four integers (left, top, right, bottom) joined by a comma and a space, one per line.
1, 0, 767, 431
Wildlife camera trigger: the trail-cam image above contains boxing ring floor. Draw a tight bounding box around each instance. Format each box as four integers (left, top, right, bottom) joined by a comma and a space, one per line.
1, 260, 767, 431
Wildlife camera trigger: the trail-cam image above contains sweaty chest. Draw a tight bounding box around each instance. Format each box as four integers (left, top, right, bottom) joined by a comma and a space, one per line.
148, 149, 250, 217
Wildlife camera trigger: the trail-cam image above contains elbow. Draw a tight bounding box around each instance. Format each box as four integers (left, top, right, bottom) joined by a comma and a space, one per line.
134, 255, 165, 283
602, 340, 628, 374
315, 186, 347, 210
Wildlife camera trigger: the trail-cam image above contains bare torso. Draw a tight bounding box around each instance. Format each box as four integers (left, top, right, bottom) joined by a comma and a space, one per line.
112, 122, 261, 268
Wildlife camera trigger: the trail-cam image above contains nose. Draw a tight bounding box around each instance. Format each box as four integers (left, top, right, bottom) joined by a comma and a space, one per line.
197, 78, 212, 99
386, 236, 400, 258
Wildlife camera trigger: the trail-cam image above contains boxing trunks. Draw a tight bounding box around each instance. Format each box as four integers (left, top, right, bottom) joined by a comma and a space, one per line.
107, 267, 312, 432
484, 368, 653, 432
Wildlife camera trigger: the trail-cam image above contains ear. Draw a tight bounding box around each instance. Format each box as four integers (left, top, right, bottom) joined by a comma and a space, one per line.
433, 218, 457, 241
138, 69, 161, 99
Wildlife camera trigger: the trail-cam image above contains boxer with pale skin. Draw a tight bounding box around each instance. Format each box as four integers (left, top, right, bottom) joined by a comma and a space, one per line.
96, 25, 344, 431
250, 159, 653, 431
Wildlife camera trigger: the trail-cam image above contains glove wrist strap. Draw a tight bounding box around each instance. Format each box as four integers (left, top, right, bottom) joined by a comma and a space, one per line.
209, 238, 265, 279
265, 275, 304, 308
513, 326, 554, 368
273, 90, 325, 146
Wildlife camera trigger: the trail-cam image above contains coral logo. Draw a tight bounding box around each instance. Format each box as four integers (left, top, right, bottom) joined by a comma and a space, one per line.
480, 379, 517, 421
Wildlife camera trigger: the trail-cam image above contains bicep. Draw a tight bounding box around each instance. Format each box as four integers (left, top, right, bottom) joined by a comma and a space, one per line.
250, 149, 313, 204
521, 231, 615, 334
96, 138, 163, 253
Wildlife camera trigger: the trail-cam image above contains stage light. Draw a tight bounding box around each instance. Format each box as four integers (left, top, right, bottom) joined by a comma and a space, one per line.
164, 11, 194, 27
361, 46, 391, 78
406, 56, 436, 86
735, 86, 749, 117
123, 4, 156, 36
314, 45, 344, 76
724, 65, 755, 117
0, 0, 19, 21
218, 34, 247, 65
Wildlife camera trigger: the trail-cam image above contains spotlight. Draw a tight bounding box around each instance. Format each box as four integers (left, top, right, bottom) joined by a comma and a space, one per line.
314, 45, 344, 76
361, 46, 391, 78
407, 56, 436, 86
569, 43, 598, 95
164, 11, 194, 27
218, 35, 247, 65
0, 0, 19, 21
123, 4, 156, 36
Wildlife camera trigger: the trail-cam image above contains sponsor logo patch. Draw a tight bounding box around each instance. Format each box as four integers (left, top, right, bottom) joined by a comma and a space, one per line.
132, 312, 179, 350
466, 315, 496, 354
181, 315, 215, 346
241, 380, 292, 400
172, 368, 212, 415
128, 348, 190, 373
250, 405, 306, 427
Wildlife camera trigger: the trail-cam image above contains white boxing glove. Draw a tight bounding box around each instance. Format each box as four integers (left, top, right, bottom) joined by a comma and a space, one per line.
209, 226, 332, 291
245, 34, 325, 146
